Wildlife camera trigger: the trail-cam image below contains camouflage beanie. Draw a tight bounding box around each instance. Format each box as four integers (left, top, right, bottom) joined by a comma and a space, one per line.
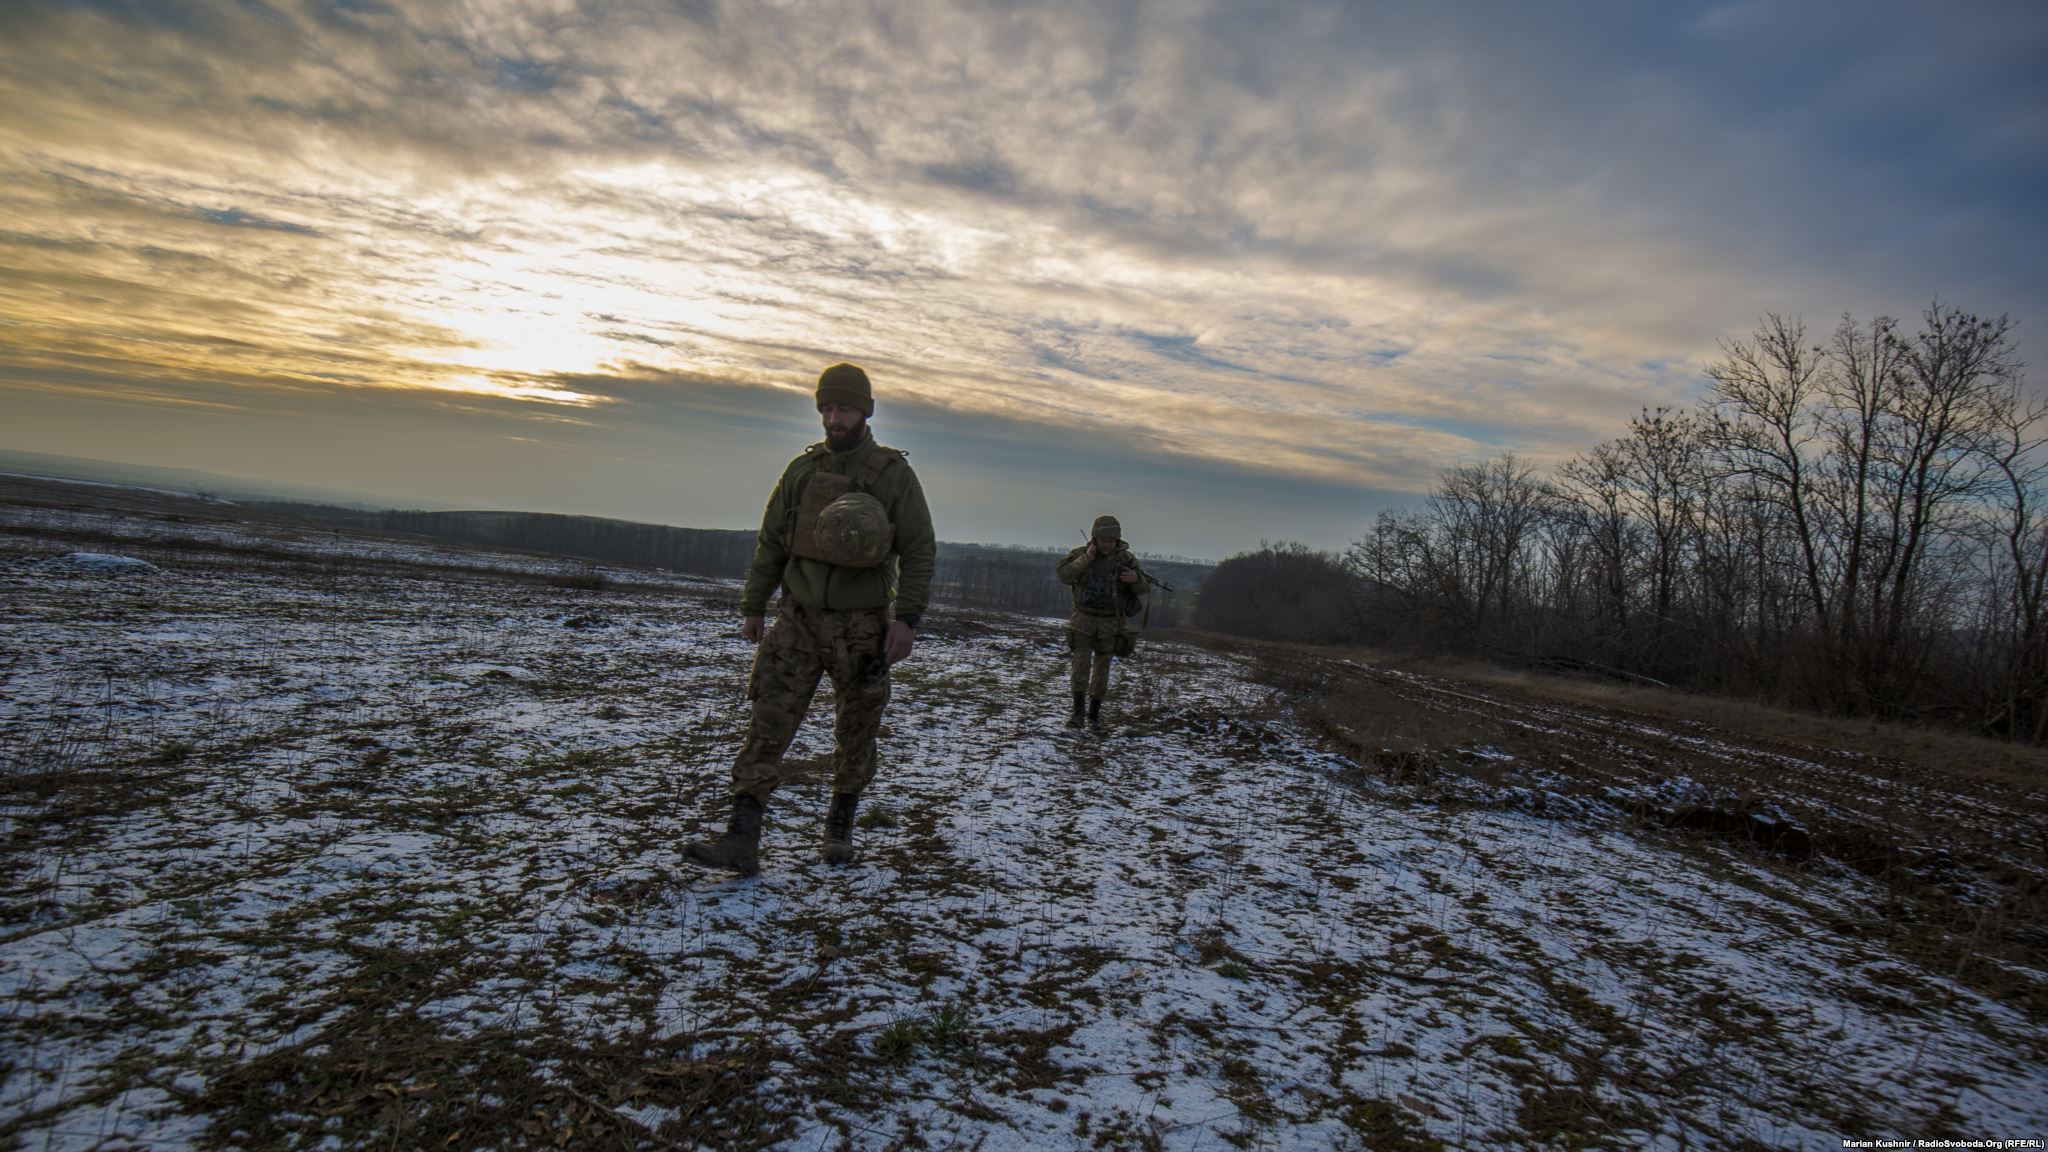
1091, 515, 1121, 540
816, 363, 874, 417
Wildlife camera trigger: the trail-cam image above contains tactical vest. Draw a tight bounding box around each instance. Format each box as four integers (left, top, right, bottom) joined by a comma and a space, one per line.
1076, 551, 1125, 615
789, 442, 903, 568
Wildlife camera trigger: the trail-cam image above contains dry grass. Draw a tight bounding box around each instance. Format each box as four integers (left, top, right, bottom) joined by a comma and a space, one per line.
1166, 626, 2048, 789
1228, 640, 2048, 1030
1393, 652, 2048, 789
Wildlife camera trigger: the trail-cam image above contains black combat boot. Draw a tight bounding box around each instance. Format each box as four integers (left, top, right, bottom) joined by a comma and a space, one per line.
1088, 695, 1105, 731
682, 793, 764, 875
822, 791, 859, 865
1067, 690, 1087, 728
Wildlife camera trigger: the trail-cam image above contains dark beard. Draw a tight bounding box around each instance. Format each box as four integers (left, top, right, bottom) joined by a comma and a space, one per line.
825, 419, 866, 451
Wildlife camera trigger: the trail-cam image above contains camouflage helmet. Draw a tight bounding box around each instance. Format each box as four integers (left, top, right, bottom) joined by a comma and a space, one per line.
811, 492, 893, 568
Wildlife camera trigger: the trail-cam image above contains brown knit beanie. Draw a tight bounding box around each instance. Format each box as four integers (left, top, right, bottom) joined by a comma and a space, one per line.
816, 363, 874, 417
1091, 515, 1121, 540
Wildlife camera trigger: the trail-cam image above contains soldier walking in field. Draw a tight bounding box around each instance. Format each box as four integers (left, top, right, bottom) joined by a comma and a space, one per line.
1056, 515, 1146, 731
684, 363, 935, 875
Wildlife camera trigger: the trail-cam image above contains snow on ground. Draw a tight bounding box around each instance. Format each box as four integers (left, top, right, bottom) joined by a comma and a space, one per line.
43, 552, 161, 574
2, 515, 2045, 1150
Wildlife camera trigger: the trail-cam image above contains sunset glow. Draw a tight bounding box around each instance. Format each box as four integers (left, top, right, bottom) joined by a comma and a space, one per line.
1, 1, 2042, 554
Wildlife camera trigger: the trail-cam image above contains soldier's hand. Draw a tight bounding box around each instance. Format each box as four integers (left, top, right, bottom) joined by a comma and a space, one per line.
1117, 566, 1140, 584
884, 620, 915, 666
741, 615, 765, 645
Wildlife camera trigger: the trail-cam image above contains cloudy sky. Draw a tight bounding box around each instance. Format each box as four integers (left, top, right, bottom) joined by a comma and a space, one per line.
2, 1, 2043, 557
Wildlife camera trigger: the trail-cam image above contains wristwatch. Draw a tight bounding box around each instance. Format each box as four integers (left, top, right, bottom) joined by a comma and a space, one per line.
898, 612, 922, 629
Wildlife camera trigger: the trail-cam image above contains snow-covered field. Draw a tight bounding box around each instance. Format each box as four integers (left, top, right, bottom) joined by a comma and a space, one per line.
3, 503, 2045, 1150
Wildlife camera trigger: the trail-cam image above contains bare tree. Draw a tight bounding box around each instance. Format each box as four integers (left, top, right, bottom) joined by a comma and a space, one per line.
1430, 454, 1555, 643
1706, 314, 1835, 648
1322, 302, 2042, 738
1557, 441, 1638, 653
1618, 408, 1706, 674
1867, 307, 2021, 667
1817, 312, 1906, 675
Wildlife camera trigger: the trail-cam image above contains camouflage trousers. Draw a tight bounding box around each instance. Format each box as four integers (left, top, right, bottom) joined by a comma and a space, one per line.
1068, 612, 1122, 698
731, 600, 891, 804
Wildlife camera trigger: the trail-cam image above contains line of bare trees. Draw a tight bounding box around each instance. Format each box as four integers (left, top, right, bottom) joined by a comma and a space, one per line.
1347, 302, 2044, 737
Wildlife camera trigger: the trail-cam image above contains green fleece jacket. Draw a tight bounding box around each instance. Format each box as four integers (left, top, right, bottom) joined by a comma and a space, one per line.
741, 428, 936, 618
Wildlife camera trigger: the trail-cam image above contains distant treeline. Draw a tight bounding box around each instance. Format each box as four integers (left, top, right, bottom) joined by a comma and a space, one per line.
252, 504, 1209, 624
1196, 303, 2048, 740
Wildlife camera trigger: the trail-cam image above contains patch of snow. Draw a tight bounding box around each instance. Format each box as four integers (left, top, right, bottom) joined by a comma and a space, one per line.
51, 551, 160, 573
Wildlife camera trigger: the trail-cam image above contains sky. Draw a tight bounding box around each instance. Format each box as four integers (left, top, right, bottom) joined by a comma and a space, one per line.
2, 1, 2044, 559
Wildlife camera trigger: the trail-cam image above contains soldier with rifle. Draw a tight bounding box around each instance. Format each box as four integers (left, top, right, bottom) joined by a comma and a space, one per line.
1055, 515, 1153, 731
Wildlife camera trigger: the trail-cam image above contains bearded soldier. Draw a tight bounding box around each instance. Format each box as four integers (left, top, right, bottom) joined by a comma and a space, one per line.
1056, 515, 1145, 730
684, 363, 935, 875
